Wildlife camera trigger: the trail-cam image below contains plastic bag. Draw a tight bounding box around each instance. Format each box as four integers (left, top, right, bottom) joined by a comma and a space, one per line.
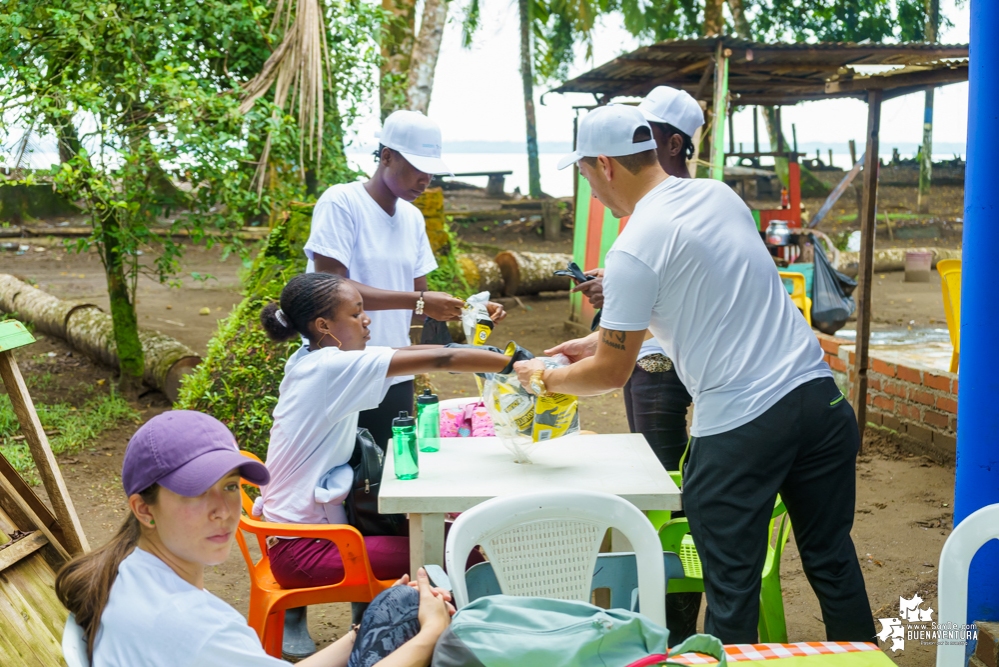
481, 346, 579, 463
462, 291, 494, 346
811, 234, 856, 335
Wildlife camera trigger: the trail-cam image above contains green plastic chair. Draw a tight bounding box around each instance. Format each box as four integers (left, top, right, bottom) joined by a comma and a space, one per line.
657, 496, 792, 642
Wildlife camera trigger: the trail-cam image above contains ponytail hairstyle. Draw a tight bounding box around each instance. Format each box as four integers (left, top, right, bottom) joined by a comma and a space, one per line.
260, 272, 347, 343
56, 484, 159, 661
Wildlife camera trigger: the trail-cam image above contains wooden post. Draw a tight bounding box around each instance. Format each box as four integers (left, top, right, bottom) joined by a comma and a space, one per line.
852, 89, 883, 448
728, 107, 735, 154
709, 41, 730, 181
828, 149, 834, 168
849, 139, 857, 165
0, 350, 90, 554
542, 200, 561, 241
776, 107, 784, 155
753, 106, 760, 154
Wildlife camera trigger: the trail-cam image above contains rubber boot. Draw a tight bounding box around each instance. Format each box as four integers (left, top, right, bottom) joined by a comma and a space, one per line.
351, 602, 369, 626
282, 606, 316, 661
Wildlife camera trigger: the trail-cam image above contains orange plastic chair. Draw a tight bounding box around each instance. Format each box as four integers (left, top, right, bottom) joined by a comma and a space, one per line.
236, 451, 396, 657
779, 271, 812, 327
937, 259, 961, 372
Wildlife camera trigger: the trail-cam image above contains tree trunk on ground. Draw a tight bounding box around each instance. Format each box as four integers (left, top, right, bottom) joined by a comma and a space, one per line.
379, 0, 417, 120
99, 211, 145, 395
495, 251, 573, 295
518, 0, 542, 197
704, 0, 725, 36
406, 0, 448, 114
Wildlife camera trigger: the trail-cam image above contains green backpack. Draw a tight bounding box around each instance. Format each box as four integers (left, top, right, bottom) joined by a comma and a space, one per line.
431, 595, 726, 667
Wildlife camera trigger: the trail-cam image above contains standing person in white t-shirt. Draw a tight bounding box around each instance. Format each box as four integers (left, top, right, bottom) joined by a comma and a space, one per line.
514, 105, 874, 644
55, 410, 456, 667
305, 110, 505, 451
570, 87, 703, 644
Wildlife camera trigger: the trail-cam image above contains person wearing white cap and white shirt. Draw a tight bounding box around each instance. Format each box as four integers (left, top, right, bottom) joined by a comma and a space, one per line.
306, 110, 506, 449
297, 109, 505, 657
514, 104, 875, 644
568, 88, 703, 644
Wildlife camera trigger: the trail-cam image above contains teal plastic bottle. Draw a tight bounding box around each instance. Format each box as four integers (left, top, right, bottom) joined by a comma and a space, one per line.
392, 411, 419, 480
416, 389, 441, 453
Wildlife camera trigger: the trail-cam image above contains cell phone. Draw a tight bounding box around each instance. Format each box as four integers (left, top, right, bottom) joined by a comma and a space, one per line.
553, 261, 594, 284
423, 564, 452, 591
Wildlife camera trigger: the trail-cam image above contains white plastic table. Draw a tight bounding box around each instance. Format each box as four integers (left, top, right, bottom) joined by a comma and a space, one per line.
379, 433, 682, 575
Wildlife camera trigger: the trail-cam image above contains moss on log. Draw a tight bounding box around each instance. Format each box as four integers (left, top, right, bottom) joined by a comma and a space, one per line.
0, 274, 200, 401
494, 251, 573, 296
459, 253, 504, 295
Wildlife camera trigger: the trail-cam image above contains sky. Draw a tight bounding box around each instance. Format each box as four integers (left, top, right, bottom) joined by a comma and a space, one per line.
342, 0, 971, 196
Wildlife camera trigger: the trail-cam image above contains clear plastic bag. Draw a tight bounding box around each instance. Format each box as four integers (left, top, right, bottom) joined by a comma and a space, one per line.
481, 352, 579, 463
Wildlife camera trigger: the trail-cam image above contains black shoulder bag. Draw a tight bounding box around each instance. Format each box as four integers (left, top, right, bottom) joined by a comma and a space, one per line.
344, 428, 409, 537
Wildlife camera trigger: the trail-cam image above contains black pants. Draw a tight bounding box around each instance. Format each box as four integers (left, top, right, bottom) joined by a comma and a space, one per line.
683, 376, 875, 644
623, 363, 700, 645
358, 380, 415, 449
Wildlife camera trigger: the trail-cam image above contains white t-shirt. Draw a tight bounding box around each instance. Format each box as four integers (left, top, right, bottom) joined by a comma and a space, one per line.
305, 181, 437, 385
93, 548, 285, 666
262, 344, 396, 526
601, 177, 830, 438
638, 338, 665, 361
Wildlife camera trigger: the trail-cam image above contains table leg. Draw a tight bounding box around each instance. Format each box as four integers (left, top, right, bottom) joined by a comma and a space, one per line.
409, 513, 446, 575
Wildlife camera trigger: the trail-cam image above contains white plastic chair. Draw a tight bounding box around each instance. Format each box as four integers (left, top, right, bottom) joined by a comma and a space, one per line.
63, 612, 90, 667
444, 489, 667, 627
936, 503, 999, 667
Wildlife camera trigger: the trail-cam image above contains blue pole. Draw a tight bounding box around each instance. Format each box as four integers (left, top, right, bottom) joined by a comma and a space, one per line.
955, 0, 999, 626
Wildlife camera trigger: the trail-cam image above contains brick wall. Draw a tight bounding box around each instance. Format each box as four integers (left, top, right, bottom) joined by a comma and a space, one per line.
815, 332, 958, 461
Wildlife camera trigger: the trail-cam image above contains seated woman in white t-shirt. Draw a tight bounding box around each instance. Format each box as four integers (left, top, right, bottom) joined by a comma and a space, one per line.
257, 272, 511, 593
55, 410, 454, 667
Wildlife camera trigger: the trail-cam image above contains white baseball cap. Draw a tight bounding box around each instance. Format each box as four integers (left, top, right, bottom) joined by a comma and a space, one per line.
557, 105, 657, 170
376, 110, 453, 176
638, 86, 704, 138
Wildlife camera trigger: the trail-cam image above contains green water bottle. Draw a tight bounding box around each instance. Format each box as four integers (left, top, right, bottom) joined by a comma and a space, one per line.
416, 389, 440, 453
392, 411, 419, 480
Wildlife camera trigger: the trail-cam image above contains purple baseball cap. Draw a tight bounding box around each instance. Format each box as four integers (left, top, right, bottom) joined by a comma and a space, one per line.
122, 410, 269, 497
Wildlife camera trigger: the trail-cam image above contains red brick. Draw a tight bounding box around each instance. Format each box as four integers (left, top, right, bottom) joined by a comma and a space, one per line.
951, 416, 958, 431
936, 396, 958, 414
882, 415, 901, 431
909, 389, 935, 406
827, 356, 847, 372
868, 377, 881, 392
906, 423, 933, 443
897, 365, 922, 384
952, 379, 959, 395
871, 359, 896, 377
848, 351, 856, 364
884, 382, 907, 399
873, 395, 894, 412
818, 336, 841, 355
933, 431, 957, 453
897, 402, 921, 420
925, 372, 952, 392
867, 411, 883, 426
924, 410, 950, 429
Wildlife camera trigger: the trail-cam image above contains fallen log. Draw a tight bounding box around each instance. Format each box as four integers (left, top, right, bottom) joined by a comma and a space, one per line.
494, 251, 573, 296
836, 247, 961, 276
0, 274, 200, 401
458, 253, 504, 295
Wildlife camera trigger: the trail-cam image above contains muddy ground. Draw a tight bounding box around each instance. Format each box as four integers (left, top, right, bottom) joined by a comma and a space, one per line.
1, 219, 957, 665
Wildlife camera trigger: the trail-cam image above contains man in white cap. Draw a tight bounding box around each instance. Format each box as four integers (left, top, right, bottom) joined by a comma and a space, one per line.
515, 104, 874, 644
295, 109, 505, 657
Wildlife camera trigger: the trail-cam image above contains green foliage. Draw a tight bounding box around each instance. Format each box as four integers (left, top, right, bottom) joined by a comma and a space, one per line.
0, 389, 139, 485
744, 0, 938, 43
176, 204, 314, 457
427, 221, 473, 299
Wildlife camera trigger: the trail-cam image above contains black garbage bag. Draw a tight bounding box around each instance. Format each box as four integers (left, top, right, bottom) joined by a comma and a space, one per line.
420, 317, 453, 345
811, 235, 856, 335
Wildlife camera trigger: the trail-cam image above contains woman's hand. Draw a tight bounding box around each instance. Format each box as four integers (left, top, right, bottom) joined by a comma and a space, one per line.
544, 333, 599, 363
486, 301, 507, 323
421, 292, 465, 321
394, 573, 454, 610
514, 358, 546, 393
416, 568, 453, 637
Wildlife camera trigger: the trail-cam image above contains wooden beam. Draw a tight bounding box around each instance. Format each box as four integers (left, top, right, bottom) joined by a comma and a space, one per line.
0, 532, 47, 573
0, 466, 70, 561
0, 455, 63, 542
710, 42, 730, 180
825, 66, 967, 93
0, 351, 89, 554
852, 88, 884, 448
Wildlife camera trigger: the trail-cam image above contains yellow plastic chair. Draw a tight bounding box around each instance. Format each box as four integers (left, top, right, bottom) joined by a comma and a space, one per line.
937, 259, 961, 373
779, 271, 812, 327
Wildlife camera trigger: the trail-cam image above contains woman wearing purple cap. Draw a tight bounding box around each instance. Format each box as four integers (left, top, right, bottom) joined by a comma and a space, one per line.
56, 410, 457, 667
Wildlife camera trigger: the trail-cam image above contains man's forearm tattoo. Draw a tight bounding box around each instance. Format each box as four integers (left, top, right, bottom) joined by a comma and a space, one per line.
601, 329, 627, 351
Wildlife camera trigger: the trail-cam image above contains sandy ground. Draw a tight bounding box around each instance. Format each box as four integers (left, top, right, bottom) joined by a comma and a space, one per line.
1, 230, 958, 665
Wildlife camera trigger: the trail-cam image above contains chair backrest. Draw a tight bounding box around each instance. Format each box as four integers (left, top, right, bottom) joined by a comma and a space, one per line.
936, 503, 999, 667
937, 262, 962, 356
63, 613, 90, 667
445, 490, 667, 627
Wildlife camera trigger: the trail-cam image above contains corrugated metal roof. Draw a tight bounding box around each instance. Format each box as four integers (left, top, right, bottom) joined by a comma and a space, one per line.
552, 37, 969, 105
